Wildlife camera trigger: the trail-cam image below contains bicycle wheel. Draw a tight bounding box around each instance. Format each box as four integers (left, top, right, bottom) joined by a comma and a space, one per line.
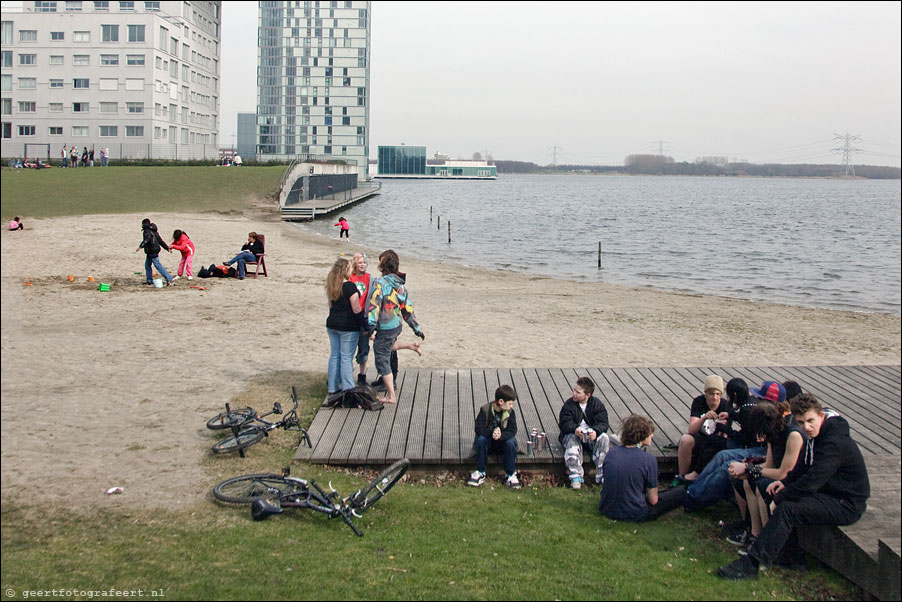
211, 428, 266, 454
206, 407, 255, 430
214, 474, 306, 504
349, 458, 410, 511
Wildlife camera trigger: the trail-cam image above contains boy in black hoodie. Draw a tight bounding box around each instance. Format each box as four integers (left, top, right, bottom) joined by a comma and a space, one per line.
718, 393, 870, 580
559, 377, 611, 489
135, 218, 173, 286
467, 385, 520, 489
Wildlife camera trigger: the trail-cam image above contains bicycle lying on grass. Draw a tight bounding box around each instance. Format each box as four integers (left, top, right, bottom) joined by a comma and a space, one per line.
213, 458, 411, 536
207, 386, 312, 456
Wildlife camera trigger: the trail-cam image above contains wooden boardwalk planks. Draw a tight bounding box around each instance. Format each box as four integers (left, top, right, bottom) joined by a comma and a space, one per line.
295, 365, 901, 466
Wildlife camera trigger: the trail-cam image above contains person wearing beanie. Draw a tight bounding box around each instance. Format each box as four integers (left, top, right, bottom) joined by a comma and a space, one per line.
674, 375, 731, 484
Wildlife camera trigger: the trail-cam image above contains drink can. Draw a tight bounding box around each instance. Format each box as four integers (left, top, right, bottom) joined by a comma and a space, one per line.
526, 440, 534, 456
540, 432, 547, 449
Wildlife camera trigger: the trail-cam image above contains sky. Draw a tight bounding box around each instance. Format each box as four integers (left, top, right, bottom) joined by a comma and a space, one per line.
226, 1, 900, 166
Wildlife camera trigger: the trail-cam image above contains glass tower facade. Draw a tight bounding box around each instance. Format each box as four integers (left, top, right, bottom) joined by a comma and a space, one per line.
257, 1, 370, 180
378, 145, 426, 175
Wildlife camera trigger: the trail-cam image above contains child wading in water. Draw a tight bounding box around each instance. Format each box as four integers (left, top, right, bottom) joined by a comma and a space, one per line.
169, 229, 196, 281
334, 217, 350, 239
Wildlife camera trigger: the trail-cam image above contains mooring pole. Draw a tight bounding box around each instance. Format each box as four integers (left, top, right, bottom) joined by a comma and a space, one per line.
437, 215, 441, 229
598, 241, 602, 269
448, 221, 451, 244
430, 206, 433, 222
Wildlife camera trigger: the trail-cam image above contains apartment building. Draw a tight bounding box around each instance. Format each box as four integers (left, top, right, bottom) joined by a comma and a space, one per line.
257, 1, 370, 180
1, 1, 221, 161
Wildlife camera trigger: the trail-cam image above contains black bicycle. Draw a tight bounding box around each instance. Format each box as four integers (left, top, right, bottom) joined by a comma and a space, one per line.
209, 386, 312, 455
213, 458, 411, 536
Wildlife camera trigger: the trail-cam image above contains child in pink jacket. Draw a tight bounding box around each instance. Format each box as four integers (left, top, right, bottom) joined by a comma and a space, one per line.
170, 229, 196, 280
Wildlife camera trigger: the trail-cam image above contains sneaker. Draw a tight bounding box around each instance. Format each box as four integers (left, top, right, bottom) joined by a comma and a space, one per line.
570, 476, 583, 490
717, 555, 759, 580
187, 276, 193, 280
171, 275, 181, 281
357, 373, 368, 386
467, 471, 486, 487
165, 279, 174, 287
371, 376, 385, 388
505, 473, 522, 489
727, 530, 754, 546
721, 519, 747, 538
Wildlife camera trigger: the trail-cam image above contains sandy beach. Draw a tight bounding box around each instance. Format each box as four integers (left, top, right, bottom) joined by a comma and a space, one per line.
1, 210, 899, 510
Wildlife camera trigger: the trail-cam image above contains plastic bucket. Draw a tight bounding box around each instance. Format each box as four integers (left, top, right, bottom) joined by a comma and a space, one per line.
152, 277, 164, 288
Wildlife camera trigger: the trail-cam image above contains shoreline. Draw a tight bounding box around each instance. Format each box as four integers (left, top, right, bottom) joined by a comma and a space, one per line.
1, 212, 899, 511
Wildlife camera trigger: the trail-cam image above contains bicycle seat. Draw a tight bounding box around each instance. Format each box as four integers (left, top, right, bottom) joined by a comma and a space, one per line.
251, 496, 284, 521
273, 402, 283, 415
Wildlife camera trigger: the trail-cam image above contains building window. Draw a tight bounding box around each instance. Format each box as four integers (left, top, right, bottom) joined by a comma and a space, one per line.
49, 102, 63, 111
19, 78, 37, 89
119, 1, 134, 10
1, 51, 11, 68
66, 1, 83, 10
159, 26, 167, 50
144, 1, 160, 11
18, 125, 37, 136
51, 31, 65, 40
1, 75, 11, 91
73, 55, 90, 66
72, 102, 89, 112
101, 54, 119, 65
126, 54, 145, 65
102, 24, 119, 41
18, 54, 37, 66
34, 2, 57, 13
1, 122, 11, 138
74, 31, 90, 42
72, 125, 88, 136
125, 125, 144, 137
99, 78, 117, 90
1, 22, 12, 45
49, 79, 64, 88
99, 125, 117, 136
50, 55, 64, 65
50, 126, 64, 135
20, 30, 38, 42
18, 101, 37, 113
94, 1, 109, 10
73, 78, 90, 88
128, 24, 145, 42
126, 101, 143, 113
1, 98, 10, 115
99, 102, 117, 113
170, 37, 178, 55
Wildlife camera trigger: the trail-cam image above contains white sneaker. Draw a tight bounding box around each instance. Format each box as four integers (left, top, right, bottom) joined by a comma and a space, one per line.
187, 276, 193, 280
570, 476, 583, 490
505, 473, 522, 489
467, 471, 486, 487
171, 275, 181, 281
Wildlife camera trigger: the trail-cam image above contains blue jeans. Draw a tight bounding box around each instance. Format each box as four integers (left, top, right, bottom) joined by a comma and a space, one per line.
327, 328, 358, 393
474, 435, 517, 476
226, 250, 256, 278
684, 446, 765, 511
145, 254, 172, 284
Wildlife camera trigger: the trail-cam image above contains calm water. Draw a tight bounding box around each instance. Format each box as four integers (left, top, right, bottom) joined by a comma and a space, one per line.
300, 175, 902, 315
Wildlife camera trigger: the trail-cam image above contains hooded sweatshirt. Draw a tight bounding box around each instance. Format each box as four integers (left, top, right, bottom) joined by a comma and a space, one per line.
777, 411, 870, 513
139, 223, 169, 256
170, 232, 195, 258
366, 273, 421, 334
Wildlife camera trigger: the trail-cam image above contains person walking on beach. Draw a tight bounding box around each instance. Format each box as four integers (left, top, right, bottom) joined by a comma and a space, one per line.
349, 252, 373, 385
169, 229, 196, 281
223, 232, 264, 280
135, 218, 173, 286
334, 217, 350, 239
325, 257, 364, 395
366, 250, 424, 404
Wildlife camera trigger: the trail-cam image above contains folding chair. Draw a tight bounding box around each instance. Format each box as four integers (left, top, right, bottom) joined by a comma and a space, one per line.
245, 233, 268, 278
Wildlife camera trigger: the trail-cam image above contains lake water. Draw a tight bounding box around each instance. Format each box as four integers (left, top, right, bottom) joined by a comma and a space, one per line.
299, 175, 902, 315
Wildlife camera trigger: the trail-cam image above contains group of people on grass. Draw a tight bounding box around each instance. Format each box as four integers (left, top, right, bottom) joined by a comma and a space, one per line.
465, 373, 870, 581
136, 218, 265, 286
59, 145, 109, 168
325, 251, 424, 405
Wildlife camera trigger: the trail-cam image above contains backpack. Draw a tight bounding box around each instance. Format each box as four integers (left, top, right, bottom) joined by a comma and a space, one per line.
323, 385, 384, 411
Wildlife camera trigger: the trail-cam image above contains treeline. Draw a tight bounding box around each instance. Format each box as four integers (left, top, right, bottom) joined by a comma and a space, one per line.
494, 156, 900, 179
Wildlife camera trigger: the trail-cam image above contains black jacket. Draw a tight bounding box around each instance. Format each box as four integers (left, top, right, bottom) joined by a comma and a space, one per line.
139, 223, 169, 256
777, 412, 870, 512
475, 402, 517, 442
242, 239, 264, 255
558, 395, 609, 444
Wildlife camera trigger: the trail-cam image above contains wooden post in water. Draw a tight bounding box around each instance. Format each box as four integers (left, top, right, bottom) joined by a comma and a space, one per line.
437, 215, 441, 229
430, 206, 433, 222
598, 241, 602, 270
448, 221, 451, 244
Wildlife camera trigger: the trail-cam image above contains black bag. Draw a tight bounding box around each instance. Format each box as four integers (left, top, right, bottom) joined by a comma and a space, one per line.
323, 386, 383, 411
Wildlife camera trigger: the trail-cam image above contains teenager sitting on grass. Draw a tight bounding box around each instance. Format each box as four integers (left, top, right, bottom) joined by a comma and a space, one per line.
467, 385, 521, 489
598, 415, 686, 522
725, 402, 805, 547
718, 393, 870, 580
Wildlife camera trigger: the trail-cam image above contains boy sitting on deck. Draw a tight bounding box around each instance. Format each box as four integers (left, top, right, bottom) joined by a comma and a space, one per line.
558, 377, 611, 489
468, 385, 521, 489
718, 393, 870, 580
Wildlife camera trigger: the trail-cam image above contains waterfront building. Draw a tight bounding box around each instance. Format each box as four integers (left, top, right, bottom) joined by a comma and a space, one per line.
256, 1, 371, 181
1, 1, 221, 162
378, 144, 497, 179
236, 110, 254, 159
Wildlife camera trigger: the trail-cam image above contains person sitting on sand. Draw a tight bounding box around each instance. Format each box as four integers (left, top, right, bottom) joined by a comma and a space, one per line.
9, 217, 24, 231
366, 250, 424, 404
467, 385, 521, 489
599, 415, 686, 521
223, 232, 264, 280
674, 375, 731, 484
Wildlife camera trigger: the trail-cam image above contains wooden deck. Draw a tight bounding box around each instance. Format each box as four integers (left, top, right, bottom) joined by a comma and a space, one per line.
295, 365, 901, 466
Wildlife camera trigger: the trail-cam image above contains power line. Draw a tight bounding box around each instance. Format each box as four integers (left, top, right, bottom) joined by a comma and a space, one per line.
832, 133, 863, 176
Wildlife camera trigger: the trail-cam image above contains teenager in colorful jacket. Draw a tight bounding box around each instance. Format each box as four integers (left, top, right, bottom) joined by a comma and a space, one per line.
366, 249, 424, 404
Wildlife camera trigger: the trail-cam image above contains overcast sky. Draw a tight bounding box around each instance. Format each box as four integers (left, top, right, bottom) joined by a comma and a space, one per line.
222, 1, 902, 166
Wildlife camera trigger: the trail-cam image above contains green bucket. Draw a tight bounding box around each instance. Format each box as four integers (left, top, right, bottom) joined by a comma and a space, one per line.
98, 283, 111, 292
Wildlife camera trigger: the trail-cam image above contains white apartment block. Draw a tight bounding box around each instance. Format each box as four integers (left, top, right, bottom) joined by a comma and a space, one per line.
257, 1, 370, 180
1, 1, 221, 161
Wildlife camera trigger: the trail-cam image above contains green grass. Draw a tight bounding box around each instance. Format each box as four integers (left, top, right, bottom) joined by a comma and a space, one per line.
0, 372, 858, 601
0, 166, 286, 219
